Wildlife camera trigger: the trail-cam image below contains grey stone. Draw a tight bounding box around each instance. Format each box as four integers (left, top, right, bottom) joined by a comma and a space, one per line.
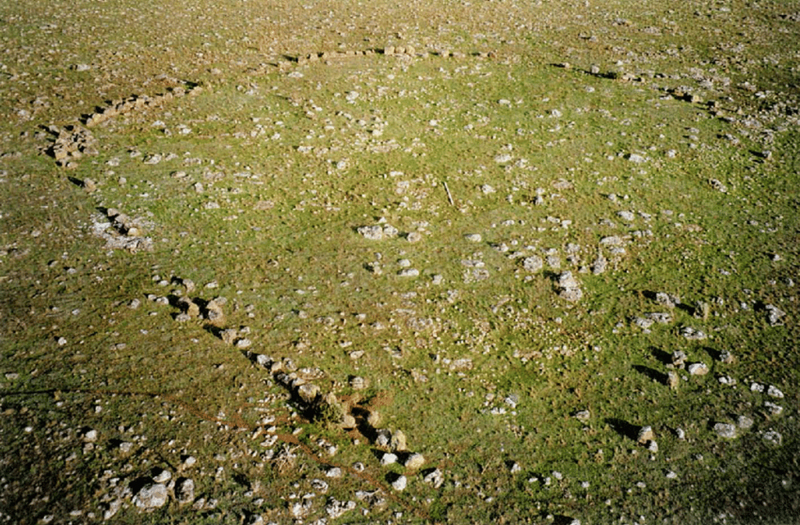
133, 482, 168, 509
522, 256, 543, 273
175, 478, 195, 504
714, 423, 737, 439
423, 468, 444, 488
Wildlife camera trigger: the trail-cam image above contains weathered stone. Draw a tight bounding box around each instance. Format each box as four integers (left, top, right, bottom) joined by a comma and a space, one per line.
714, 423, 737, 439
390, 430, 407, 452
391, 475, 407, 491
404, 453, 425, 470
688, 363, 709, 376
637, 426, 655, 445
522, 256, 543, 273
297, 383, 320, 404
175, 478, 195, 504
423, 468, 444, 488
133, 482, 168, 509
667, 371, 680, 390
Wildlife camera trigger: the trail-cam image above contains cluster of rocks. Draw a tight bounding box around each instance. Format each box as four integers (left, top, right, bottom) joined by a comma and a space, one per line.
85, 84, 201, 128
46, 124, 98, 168
295, 45, 420, 66
356, 220, 399, 241
90, 210, 153, 253
102, 467, 196, 519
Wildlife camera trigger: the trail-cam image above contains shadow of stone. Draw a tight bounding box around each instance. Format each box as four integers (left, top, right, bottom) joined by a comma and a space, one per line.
649, 346, 673, 365
633, 364, 668, 385
605, 418, 639, 441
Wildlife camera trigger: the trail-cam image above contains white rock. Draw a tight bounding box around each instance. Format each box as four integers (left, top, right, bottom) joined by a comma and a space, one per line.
423, 468, 444, 488
627, 153, 646, 163
464, 233, 482, 242
152, 468, 171, 483
391, 475, 407, 491
688, 363, 709, 376
522, 256, 543, 273
133, 482, 168, 509
714, 423, 737, 439
381, 453, 398, 466
767, 385, 784, 399
175, 478, 195, 504
762, 430, 783, 446
404, 453, 425, 470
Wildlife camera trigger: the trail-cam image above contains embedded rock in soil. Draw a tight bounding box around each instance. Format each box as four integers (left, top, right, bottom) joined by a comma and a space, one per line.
175, 478, 195, 504
133, 481, 168, 509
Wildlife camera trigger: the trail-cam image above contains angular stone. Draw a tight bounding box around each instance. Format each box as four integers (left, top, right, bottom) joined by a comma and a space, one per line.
133, 482, 168, 509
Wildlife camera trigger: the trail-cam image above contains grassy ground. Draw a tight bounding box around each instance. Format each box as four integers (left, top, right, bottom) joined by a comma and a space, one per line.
1, 1, 799, 523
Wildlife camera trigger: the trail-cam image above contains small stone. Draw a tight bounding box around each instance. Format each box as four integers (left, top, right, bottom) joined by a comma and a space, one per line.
407, 232, 422, 243
367, 410, 381, 427
681, 327, 707, 340
103, 500, 122, 520
671, 351, 687, 368
767, 385, 784, 399
655, 292, 680, 308
220, 328, 238, 345
133, 482, 168, 509
381, 453, 398, 466
522, 256, 543, 273
326, 467, 343, 478
637, 426, 655, 445
245, 515, 264, 525
83, 429, 98, 442
688, 363, 709, 376
627, 153, 646, 163
398, 268, 419, 277
423, 468, 444, 488
762, 430, 783, 446
764, 401, 783, 416
176, 478, 195, 504
765, 305, 785, 326
375, 429, 391, 448
391, 475, 407, 491
152, 468, 171, 483
404, 453, 425, 470
357, 225, 383, 240
667, 371, 680, 390
591, 253, 607, 275
297, 383, 320, 404
349, 376, 367, 390
465, 233, 482, 242
573, 410, 591, 421
714, 423, 737, 439
391, 430, 407, 452
737, 415, 754, 430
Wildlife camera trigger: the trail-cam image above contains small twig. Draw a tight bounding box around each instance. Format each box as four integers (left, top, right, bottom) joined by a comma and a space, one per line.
443, 180, 455, 207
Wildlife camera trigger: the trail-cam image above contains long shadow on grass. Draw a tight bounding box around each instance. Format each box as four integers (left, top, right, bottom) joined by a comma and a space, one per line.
604, 418, 639, 442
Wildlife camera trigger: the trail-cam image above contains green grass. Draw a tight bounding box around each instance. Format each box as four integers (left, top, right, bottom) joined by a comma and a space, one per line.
2, 1, 800, 523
